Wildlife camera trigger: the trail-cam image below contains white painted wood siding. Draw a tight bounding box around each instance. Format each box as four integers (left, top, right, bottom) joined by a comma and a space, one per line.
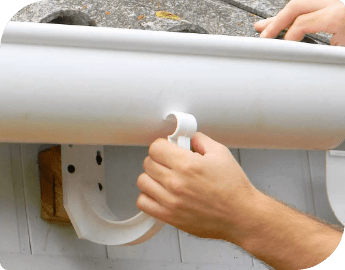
0, 144, 342, 270
0, 144, 21, 254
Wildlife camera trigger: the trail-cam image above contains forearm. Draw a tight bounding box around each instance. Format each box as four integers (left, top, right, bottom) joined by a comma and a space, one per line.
229, 191, 343, 270
138, 134, 343, 270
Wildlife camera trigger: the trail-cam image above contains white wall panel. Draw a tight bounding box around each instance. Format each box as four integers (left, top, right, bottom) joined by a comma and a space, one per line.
0, 143, 339, 270
105, 146, 181, 262
0, 144, 21, 253
0, 254, 231, 270
308, 150, 343, 226
178, 149, 253, 268
239, 149, 315, 214
239, 149, 318, 269
9, 144, 31, 254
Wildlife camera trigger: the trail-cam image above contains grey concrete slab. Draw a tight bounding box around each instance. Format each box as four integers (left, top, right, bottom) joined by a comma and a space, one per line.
222, 0, 286, 18
10, 0, 263, 38
10, 0, 329, 43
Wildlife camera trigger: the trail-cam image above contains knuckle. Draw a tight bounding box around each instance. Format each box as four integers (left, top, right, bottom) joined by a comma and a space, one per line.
179, 162, 191, 173
149, 138, 165, 156
148, 142, 157, 157
143, 156, 150, 170
169, 180, 184, 195
136, 173, 147, 189
181, 159, 202, 174
180, 160, 195, 172
285, 1, 299, 13
293, 16, 305, 27
168, 197, 183, 210
136, 194, 145, 210
293, 16, 301, 25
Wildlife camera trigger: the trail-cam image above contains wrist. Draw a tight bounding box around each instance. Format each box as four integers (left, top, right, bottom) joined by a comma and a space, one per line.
222, 188, 267, 247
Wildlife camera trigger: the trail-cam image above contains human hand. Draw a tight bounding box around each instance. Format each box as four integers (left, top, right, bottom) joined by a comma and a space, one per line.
254, 0, 345, 46
136, 132, 259, 243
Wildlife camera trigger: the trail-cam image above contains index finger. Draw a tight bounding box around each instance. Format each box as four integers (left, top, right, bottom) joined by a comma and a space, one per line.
148, 138, 193, 169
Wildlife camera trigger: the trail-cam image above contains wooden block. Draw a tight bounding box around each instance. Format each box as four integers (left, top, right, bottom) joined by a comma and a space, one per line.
38, 145, 71, 224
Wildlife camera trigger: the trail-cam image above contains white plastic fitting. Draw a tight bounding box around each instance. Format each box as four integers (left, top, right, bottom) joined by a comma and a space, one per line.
62, 112, 197, 245
165, 112, 198, 149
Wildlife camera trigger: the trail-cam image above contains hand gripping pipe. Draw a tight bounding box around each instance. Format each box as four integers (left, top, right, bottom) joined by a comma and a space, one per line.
1, 22, 345, 245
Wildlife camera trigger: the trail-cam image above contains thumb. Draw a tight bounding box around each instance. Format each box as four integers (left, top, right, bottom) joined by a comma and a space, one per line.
191, 132, 224, 156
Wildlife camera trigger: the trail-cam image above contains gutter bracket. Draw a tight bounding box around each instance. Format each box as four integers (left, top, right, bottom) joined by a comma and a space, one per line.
62, 112, 197, 245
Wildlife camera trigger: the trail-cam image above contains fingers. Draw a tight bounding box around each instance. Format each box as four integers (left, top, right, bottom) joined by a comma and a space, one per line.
254, 17, 275, 32
191, 132, 225, 156
143, 156, 172, 189
136, 192, 169, 221
284, 10, 325, 41
148, 138, 193, 169
259, 4, 303, 38
284, 6, 345, 41
255, 1, 345, 43
257, 0, 326, 39
137, 173, 170, 206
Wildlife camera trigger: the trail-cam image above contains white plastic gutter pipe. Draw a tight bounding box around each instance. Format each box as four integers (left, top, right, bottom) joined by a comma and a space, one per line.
1, 22, 345, 150
1, 22, 345, 245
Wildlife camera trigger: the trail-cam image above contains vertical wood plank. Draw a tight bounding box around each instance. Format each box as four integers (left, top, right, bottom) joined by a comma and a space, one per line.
9, 143, 32, 254
308, 150, 343, 226
0, 144, 21, 253
21, 144, 107, 258
105, 146, 181, 262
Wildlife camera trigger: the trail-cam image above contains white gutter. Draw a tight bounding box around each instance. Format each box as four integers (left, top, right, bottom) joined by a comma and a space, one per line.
2, 21, 345, 246
1, 22, 345, 150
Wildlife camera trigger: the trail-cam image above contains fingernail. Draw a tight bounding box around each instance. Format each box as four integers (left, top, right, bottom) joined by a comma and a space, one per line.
254, 20, 264, 27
